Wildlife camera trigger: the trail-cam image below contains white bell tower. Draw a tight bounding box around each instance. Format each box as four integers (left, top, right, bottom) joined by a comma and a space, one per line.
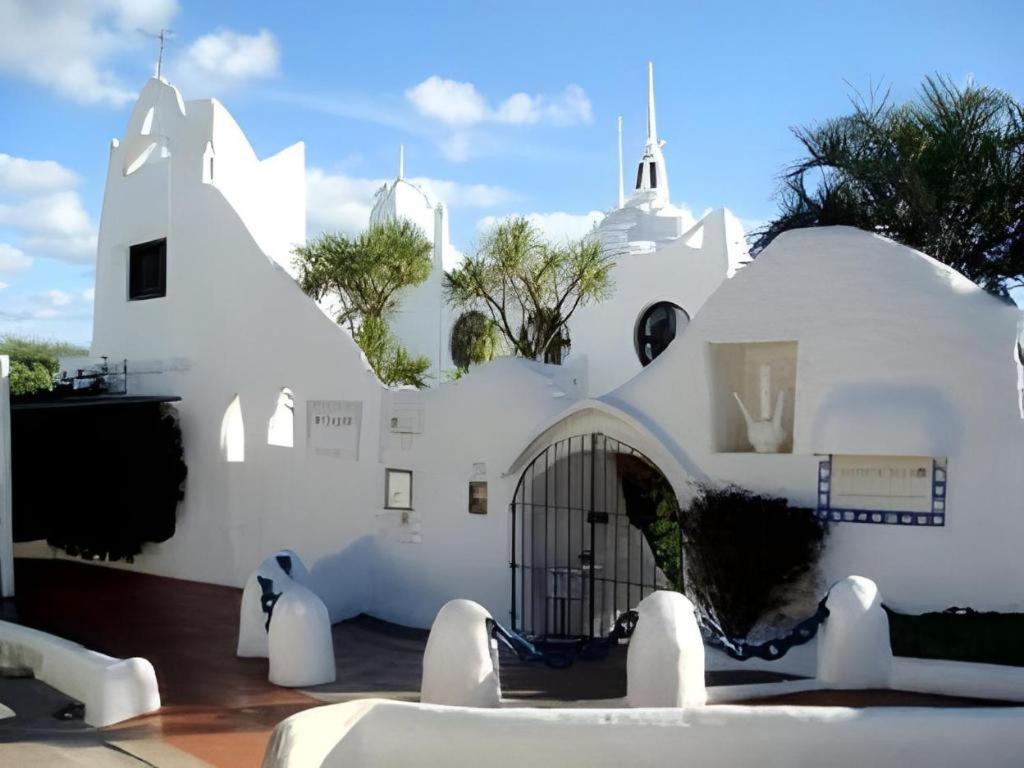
633, 62, 670, 208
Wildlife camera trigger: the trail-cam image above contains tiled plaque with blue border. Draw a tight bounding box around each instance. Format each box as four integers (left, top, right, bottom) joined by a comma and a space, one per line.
815, 455, 946, 526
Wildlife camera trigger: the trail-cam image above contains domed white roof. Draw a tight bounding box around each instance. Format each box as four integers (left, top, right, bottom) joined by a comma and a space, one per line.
369, 145, 439, 239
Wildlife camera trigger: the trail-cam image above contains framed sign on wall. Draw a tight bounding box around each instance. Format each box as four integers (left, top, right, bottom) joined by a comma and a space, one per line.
816, 454, 947, 526
307, 400, 362, 460
385, 468, 413, 510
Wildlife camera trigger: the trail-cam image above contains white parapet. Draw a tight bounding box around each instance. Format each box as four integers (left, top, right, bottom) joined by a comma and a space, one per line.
0, 620, 160, 727
817, 575, 893, 689
420, 599, 501, 707
627, 590, 706, 707
264, 698, 1024, 768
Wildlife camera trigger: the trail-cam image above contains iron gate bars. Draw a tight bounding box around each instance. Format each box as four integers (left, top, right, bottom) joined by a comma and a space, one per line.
510, 433, 679, 640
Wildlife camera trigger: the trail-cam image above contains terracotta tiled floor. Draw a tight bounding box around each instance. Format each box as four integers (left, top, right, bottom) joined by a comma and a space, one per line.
1, 558, 318, 767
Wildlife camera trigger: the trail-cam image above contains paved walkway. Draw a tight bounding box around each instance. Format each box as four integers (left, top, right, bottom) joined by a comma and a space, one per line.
1, 558, 1017, 767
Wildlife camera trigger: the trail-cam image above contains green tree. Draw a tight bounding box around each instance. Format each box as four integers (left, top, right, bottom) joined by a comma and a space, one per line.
294, 219, 433, 386
0, 335, 89, 396
449, 309, 500, 373
753, 76, 1024, 298
445, 217, 614, 364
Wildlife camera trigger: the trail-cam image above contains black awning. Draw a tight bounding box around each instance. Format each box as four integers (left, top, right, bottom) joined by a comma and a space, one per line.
12, 394, 181, 411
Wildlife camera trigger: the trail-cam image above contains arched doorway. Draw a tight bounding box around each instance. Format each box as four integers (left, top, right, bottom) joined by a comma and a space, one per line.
510, 433, 682, 640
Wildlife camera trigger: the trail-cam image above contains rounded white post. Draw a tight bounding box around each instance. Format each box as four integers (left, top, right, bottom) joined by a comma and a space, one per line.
421, 599, 501, 707
627, 591, 706, 707
817, 576, 893, 689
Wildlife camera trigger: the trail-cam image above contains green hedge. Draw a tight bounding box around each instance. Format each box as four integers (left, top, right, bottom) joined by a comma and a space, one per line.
887, 606, 1024, 667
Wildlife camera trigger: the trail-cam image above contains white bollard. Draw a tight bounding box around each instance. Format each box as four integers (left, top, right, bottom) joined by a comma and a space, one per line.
817, 575, 893, 689
421, 599, 501, 707
268, 582, 336, 687
238, 550, 309, 658
627, 591, 706, 707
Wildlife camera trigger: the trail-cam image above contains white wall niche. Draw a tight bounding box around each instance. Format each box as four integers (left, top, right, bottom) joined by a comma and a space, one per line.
708, 340, 797, 453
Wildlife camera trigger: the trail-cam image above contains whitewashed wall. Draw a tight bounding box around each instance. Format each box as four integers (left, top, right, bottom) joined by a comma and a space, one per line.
569, 207, 748, 396
608, 226, 1024, 612
80, 78, 577, 626
70, 78, 1024, 631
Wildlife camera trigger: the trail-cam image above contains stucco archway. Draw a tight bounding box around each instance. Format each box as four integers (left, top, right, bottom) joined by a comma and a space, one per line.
507, 402, 693, 640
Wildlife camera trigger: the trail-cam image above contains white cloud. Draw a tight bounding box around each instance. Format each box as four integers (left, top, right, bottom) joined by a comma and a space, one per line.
406, 76, 593, 128
0, 191, 97, 264
307, 167, 512, 237
0, 243, 32, 273
172, 29, 280, 94
36, 289, 74, 307
476, 211, 605, 244
0, 154, 80, 195
439, 132, 474, 163
0, 156, 98, 265
540, 84, 593, 126
0, 0, 178, 107
0, 281, 8, 291
81, 287, 95, 302
405, 76, 489, 126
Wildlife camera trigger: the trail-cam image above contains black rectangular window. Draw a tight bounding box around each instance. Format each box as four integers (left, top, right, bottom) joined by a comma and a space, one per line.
129, 238, 166, 301
649, 161, 658, 189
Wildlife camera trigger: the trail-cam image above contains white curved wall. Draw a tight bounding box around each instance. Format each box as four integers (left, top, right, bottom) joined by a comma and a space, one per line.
610, 226, 1024, 611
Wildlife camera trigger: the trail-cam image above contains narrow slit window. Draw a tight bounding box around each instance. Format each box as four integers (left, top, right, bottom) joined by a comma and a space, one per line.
635, 162, 644, 189
221, 394, 245, 462
649, 161, 657, 189
267, 388, 294, 447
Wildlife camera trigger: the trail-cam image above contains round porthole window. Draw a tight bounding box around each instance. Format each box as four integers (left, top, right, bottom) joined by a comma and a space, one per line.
635, 302, 688, 366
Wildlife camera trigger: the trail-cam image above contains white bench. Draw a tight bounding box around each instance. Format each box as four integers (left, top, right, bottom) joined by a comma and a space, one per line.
0, 619, 160, 727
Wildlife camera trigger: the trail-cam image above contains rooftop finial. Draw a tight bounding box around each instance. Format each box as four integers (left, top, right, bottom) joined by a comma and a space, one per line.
646, 61, 657, 145
398, 144, 405, 180
140, 28, 175, 80
617, 115, 625, 208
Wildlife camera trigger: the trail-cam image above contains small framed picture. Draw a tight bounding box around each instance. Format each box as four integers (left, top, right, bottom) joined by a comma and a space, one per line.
385, 468, 413, 510
468, 481, 487, 515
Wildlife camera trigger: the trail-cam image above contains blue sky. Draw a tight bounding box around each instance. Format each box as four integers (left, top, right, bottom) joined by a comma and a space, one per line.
1, 0, 1022, 346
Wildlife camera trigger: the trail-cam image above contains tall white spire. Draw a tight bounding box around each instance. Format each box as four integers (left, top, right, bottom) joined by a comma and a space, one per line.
617, 115, 625, 208
646, 61, 657, 146
398, 144, 405, 180
632, 61, 669, 207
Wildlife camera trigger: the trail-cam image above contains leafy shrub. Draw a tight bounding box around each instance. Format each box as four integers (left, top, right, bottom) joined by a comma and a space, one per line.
680, 484, 828, 638
12, 402, 186, 562
0, 335, 88, 395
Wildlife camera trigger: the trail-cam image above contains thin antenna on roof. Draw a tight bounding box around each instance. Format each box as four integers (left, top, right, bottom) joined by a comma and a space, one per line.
617, 115, 625, 208
398, 144, 405, 180
646, 61, 657, 145
139, 28, 175, 79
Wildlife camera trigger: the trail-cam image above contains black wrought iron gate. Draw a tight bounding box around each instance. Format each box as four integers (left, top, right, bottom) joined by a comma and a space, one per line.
510, 433, 678, 640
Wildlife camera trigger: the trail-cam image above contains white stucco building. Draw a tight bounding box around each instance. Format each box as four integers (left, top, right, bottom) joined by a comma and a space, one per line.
20, 71, 1023, 637
375, 63, 750, 395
